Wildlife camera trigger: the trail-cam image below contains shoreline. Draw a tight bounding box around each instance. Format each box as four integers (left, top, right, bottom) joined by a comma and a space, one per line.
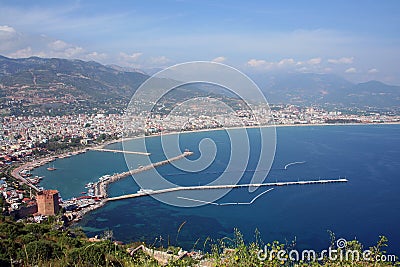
8, 121, 399, 222
11, 120, 400, 184
117, 121, 400, 145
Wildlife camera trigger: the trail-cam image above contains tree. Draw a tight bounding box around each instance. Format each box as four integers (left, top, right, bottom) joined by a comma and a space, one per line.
24, 240, 62, 265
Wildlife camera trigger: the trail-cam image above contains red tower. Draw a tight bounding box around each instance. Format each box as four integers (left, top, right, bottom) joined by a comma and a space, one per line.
36, 190, 60, 216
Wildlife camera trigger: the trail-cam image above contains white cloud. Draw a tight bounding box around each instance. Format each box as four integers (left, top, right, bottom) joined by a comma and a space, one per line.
48, 40, 69, 51
368, 68, 379, 74
63, 46, 85, 57
150, 55, 170, 65
278, 58, 296, 66
0, 25, 16, 34
8, 46, 45, 58
45, 39, 86, 58
8, 47, 32, 57
247, 59, 268, 68
328, 57, 354, 64
307, 57, 322, 65
85, 51, 108, 61
0, 25, 20, 51
119, 52, 143, 62
1, 27, 107, 62
247, 57, 323, 72
345, 67, 357, 73
212, 56, 226, 63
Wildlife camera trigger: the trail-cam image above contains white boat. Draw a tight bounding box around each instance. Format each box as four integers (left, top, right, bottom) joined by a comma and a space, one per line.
85, 182, 94, 188
137, 189, 154, 194
99, 175, 111, 182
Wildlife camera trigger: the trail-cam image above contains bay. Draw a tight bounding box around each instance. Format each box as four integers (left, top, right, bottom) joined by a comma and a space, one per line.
32, 124, 400, 253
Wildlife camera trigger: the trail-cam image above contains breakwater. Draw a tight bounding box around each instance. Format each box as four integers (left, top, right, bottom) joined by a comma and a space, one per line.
106, 178, 348, 201
93, 151, 194, 198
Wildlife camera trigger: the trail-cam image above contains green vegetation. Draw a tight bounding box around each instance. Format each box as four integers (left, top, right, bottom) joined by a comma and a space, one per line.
0, 217, 398, 266
207, 229, 399, 267
36, 136, 83, 152
0, 217, 135, 266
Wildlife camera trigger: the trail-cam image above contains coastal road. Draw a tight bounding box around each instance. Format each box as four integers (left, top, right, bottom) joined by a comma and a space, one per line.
10, 164, 41, 192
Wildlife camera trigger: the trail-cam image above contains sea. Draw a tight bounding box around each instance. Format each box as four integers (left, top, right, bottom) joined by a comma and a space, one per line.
32, 124, 400, 253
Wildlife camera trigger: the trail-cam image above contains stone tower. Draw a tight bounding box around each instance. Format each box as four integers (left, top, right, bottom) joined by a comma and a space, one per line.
36, 190, 60, 216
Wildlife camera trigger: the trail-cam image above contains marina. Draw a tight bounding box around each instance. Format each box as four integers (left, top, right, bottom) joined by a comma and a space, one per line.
89, 151, 194, 198
50, 147, 348, 222
26, 125, 400, 251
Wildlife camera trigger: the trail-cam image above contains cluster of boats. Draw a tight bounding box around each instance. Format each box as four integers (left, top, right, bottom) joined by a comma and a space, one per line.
98, 174, 111, 182
26, 175, 44, 185
83, 175, 112, 196
19, 169, 33, 178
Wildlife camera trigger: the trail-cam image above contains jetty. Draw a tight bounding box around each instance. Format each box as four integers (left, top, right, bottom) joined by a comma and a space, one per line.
89, 148, 151, 156
106, 178, 348, 201
93, 151, 194, 197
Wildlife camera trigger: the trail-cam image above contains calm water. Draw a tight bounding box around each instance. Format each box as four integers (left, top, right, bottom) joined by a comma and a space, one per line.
32, 125, 400, 253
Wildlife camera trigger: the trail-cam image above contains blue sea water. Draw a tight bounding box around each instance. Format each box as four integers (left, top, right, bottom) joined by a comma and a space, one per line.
32, 125, 400, 253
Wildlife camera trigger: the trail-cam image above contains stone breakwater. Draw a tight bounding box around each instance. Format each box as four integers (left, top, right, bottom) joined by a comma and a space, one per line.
93, 151, 194, 198
65, 151, 194, 222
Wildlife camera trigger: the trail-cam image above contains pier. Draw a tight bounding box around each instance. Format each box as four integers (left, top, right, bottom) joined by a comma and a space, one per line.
89, 148, 151, 156
106, 178, 348, 201
93, 151, 194, 197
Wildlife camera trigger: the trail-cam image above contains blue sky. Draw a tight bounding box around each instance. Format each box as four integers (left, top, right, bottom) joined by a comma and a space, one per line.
0, 0, 399, 84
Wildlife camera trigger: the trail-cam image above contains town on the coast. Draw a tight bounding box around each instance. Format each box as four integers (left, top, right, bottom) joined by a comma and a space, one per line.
0, 103, 399, 226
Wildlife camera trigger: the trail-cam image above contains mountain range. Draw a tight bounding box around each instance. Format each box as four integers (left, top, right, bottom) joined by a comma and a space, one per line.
0, 55, 398, 115
251, 72, 399, 110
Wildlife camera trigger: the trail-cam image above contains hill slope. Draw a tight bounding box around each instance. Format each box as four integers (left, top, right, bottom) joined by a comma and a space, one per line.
252, 72, 400, 110
0, 56, 399, 115
0, 56, 148, 115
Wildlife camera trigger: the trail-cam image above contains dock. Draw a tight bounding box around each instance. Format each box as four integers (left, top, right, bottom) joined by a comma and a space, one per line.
89, 148, 151, 156
93, 151, 194, 197
106, 178, 348, 201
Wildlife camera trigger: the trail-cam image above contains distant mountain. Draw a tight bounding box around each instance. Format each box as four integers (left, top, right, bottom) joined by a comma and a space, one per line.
0, 55, 398, 116
0, 56, 148, 115
345, 81, 400, 108
250, 72, 399, 109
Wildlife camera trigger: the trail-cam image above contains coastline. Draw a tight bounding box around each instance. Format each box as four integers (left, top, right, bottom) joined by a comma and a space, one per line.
9, 121, 400, 222
117, 120, 400, 144
12, 120, 400, 184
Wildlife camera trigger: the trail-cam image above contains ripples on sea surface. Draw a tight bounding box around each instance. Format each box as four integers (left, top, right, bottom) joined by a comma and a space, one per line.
33, 125, 400, 252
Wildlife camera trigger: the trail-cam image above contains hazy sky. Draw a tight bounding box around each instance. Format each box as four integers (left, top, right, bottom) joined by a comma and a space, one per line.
0, 0, 399, 84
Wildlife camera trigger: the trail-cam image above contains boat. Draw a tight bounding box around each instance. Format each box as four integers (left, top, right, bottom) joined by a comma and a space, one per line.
137, 189, 154, 194
85, 182, 94, 188
20, 169, 32, 177
81, 192, 87, 194
87, 189, 94, 196
99, 175, 111, 182
47, 163, 56, 171
27, 177, 41, 184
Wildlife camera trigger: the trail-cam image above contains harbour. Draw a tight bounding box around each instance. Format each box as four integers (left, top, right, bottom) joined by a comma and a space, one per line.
29, 125, 400, 252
